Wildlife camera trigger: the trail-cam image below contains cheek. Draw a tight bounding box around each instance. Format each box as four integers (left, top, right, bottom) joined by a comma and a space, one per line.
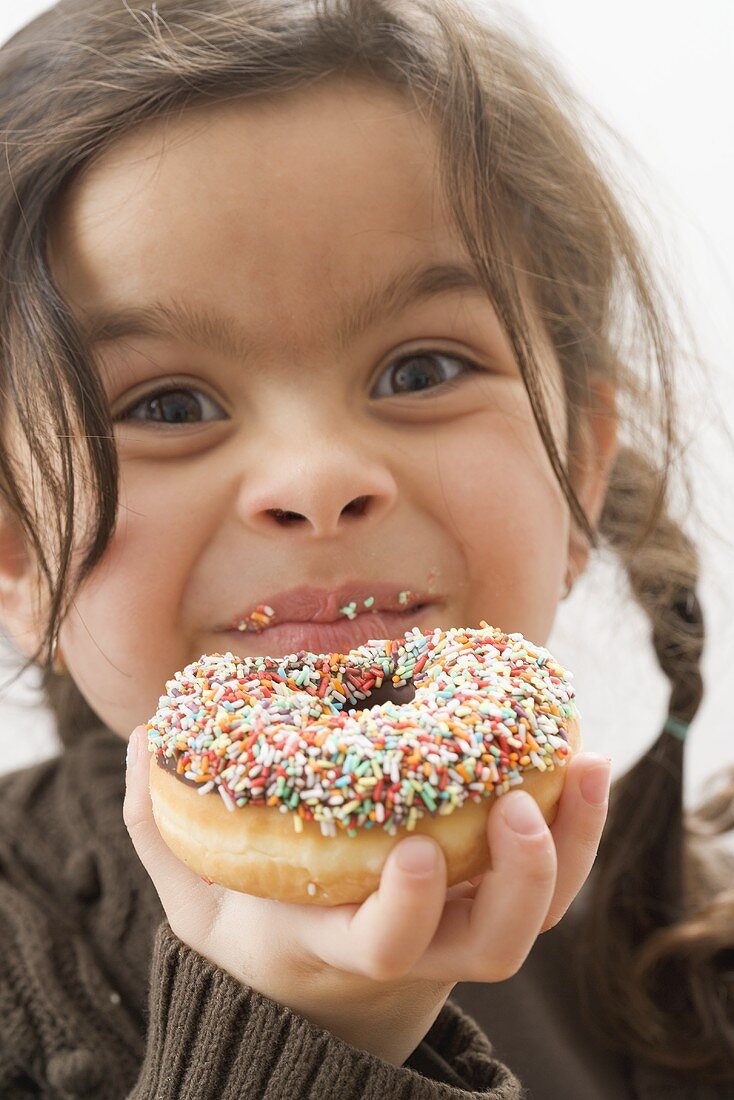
427, 392, 569, 644
60, 462, 224, 735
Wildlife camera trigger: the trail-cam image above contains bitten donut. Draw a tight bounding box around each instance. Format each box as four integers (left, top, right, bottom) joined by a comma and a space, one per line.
146, 622, 582, 905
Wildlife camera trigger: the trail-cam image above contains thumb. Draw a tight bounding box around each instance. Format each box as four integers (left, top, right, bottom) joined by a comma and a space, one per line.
123, 725, 216, 934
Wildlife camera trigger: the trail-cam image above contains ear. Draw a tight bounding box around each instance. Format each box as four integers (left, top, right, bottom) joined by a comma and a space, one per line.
567, 377, 619, 579
0, 500, 46, 661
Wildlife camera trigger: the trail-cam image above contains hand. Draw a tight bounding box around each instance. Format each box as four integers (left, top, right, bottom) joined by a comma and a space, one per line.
124, 724, 610, 1066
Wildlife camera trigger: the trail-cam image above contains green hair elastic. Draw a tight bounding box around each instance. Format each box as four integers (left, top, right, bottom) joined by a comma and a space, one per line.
664, 715, 690, 742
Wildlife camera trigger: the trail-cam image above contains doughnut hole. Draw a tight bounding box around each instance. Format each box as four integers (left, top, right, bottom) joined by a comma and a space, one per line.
352, 680, 417, 710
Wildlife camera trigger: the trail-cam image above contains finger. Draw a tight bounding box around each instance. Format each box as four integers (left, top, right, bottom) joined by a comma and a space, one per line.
538, 753, 611, 932
446, 758, 609, 912
123, 725, 219, 940
309, 835, 448, 980
411, 790, 557, 982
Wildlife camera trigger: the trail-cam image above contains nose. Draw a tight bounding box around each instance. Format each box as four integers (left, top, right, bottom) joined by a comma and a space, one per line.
234, 430, 398, 540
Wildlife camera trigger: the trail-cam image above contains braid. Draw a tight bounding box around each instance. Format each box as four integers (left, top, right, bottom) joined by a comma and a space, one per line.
577, 446, 733, 1079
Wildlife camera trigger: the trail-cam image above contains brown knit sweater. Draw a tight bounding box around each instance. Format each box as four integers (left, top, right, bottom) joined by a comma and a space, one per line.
0, 724, 525, 1099
3, 723, 728, 1100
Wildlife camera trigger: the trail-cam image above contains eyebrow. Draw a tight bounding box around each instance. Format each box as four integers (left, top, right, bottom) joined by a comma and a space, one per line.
81, 260, 489, 360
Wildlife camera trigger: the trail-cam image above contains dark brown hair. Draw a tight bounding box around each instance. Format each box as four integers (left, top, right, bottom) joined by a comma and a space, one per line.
0, 0, 731, 1080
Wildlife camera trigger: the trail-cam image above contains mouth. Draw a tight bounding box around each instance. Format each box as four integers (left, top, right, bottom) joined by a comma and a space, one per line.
216, 602, 439, 659
213, 580, 441, 659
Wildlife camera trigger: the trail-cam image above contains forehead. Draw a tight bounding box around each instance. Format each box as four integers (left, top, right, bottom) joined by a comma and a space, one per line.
46, 77, 467, 339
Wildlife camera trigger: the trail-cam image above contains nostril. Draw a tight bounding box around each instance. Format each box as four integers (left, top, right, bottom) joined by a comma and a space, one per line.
341, 495, 370, 518
267, 496, 370, 527
269, 508, 306, 526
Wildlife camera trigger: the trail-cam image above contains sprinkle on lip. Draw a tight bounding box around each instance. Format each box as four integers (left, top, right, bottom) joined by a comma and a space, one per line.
233, 604, 275, 633
233, 590, 422, 631
339, 592, 417, 619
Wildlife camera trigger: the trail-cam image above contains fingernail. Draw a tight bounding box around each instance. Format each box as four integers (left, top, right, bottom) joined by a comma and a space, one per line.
501, 792, 546, 836
395, 837, 439, 875
126, 728, 140, 769
580, 761, 612, 806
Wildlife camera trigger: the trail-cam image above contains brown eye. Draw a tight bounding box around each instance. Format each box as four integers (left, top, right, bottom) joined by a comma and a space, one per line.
116, 387, 228, 425
372, 351, 478, 398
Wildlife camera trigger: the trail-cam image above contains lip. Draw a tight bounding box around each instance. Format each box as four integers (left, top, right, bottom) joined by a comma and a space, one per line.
217, 606, 438, 659
217, 581, 433, 632
214, 581, 440, 658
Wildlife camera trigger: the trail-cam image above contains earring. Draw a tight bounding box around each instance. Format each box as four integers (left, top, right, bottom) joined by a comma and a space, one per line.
50, 634, 67, 676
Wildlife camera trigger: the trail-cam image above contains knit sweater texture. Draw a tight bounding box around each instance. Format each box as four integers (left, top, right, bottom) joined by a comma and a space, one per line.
0, 724, 524, 1099
1, 723, 729, 1099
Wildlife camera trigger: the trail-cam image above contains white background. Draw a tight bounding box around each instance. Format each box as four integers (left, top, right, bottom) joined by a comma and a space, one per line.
0, 1, 731, 810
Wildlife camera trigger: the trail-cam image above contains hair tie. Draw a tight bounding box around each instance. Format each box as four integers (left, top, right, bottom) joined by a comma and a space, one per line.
664, 715, 690, 742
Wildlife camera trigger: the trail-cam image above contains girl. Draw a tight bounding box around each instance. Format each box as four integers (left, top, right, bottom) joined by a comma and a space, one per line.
0, 0, 730, 1097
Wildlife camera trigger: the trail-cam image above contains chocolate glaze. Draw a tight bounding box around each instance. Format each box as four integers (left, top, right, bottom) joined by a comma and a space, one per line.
154, 749, 204, 792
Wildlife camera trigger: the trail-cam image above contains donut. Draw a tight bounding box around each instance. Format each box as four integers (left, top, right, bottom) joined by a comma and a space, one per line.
146, 622, 581, 906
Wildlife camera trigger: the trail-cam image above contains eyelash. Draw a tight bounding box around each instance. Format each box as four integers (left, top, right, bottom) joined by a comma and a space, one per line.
113, 349, 483, 425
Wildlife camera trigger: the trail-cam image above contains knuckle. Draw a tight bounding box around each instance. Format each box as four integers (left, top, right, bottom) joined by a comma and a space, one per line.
493, 947, 532, 981
520, 857, 556, 893
578, 833, 603, 861
469, 936, 535, 982
363, 950, 406, 983
540, 909, 565, 933
122, 788, 146, 832
174, 889, 221, 950
477, 953, 529, 982
122, 802, 140, 834
515, 833, 556, 873
122, 806, 149, 842
129, 834, 158, 871
563, 834, 602, 876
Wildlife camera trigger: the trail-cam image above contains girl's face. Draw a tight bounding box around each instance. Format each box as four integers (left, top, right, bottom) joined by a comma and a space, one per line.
23, 77, 606, 737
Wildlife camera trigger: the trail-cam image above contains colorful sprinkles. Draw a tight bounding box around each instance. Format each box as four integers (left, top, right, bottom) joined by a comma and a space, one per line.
338, 594, 385, 620
146, 622, 579, 837
232, 604, 275, 633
